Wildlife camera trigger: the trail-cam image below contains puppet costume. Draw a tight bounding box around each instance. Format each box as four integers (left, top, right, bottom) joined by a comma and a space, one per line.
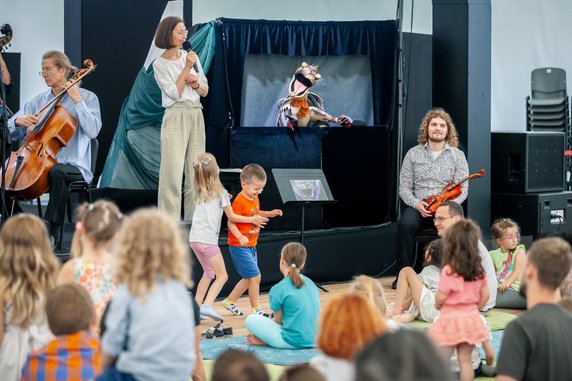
276, 62, 352, 130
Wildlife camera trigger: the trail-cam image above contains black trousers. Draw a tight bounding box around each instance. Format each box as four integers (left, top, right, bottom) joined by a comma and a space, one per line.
395, 206, 436, 271
43, 163, 84, 226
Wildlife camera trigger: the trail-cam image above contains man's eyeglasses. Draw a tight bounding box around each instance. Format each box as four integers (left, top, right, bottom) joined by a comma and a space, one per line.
38, 67, 57, 76
433, 216, 452, 223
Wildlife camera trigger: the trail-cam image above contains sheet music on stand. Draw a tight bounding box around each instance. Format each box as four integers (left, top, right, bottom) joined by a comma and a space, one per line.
272, 169, 336, 293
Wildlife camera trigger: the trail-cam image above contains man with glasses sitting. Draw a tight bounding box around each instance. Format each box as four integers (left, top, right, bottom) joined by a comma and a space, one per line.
7, 50, 101, 248
433, 200, 497, 312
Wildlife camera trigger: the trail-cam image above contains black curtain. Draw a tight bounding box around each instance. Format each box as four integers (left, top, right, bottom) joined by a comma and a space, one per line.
204, 18, 398, 165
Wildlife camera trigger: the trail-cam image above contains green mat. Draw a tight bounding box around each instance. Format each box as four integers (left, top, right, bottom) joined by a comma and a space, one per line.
407, 309, 517, 331
203, 359, 284, 381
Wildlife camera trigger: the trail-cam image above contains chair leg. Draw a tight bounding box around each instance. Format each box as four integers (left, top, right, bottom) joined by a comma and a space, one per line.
58, 211, 65, 252
37, 197, 43, 219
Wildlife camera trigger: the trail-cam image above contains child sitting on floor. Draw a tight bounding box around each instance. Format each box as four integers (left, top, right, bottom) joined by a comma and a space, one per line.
310, 292, 387, 381
489, 218, 527, 309
389, 238, 443, 323
245, 242, 320, 349
22, 283, 101, 381
58, 201, 124, 331
211, 349, 269, 381
0, 214, 60, 381
97, 208, 195, 381
348, 275, 400, 331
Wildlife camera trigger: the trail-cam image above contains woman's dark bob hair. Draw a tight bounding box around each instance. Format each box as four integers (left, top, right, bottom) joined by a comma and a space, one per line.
154, 16, 184, 49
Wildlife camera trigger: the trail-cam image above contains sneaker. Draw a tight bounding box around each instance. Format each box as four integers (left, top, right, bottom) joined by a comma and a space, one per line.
251, 308, 273, 318
222, 300, 244, 316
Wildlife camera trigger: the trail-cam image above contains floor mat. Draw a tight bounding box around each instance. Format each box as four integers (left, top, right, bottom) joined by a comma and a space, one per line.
201, 336, 319, 365
203, 359, 284, 380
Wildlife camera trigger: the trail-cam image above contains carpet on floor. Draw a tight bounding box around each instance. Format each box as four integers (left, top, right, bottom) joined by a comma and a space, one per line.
203, 359, 284, 380
201, 336, 319, 365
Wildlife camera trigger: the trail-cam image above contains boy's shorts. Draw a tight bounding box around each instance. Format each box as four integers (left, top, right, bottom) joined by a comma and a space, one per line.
190, 242, 221, 279
229, 246, 260, 279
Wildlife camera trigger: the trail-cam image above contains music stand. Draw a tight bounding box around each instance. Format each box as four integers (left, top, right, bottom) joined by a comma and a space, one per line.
272, 169, 336, 293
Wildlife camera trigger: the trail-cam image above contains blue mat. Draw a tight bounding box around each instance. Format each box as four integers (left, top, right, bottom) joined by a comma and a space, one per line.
201, 336, 319, 365
201, 331, 505, 367
481, 330, 503, 359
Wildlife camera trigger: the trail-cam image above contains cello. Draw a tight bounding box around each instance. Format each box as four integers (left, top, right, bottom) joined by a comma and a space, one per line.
1, 59, 96, 200
424, 169, 486, 215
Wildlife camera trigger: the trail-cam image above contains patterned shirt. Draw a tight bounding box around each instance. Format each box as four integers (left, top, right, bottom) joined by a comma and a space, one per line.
399, 143, 469, 208
21, 332, 101, 381
74, 256, 116, 331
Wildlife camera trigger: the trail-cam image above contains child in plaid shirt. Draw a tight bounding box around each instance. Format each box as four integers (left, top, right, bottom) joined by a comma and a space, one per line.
22, 283, 101, 381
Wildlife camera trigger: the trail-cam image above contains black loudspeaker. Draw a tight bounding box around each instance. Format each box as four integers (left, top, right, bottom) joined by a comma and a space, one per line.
491, 132, 565, 193
492, 191, 572, 236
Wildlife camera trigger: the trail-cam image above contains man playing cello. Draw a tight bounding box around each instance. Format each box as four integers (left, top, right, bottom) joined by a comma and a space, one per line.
7, 50, 101, 247
393, 107, 468, 288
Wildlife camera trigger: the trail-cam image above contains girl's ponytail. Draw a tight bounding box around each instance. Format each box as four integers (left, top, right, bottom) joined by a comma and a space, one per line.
281, 242, 307, 289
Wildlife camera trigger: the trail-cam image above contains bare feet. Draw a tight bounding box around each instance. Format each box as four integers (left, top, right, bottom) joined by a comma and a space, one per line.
246, 334, 267, 346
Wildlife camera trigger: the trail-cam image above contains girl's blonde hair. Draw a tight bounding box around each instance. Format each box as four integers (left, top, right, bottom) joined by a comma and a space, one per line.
317, 292, 386, 360
0, 214, 60, 327
70, 201, 124, 258
348, 275, 389, 317
113, 208, 192, 297
281, 242, 307, 288
491, 218, 521, 246
193, 152, 225, 204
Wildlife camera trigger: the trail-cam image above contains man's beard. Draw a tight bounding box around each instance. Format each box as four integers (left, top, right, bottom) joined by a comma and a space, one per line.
428, 135, 446, 144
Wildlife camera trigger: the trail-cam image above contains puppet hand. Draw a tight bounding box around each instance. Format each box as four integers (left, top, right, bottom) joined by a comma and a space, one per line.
336, 115, 353, 128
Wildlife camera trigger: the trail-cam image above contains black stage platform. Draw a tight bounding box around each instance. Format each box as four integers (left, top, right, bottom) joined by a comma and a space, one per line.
25, 187, 398, 295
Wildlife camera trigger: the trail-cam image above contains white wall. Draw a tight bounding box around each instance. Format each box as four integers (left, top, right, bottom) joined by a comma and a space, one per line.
0, 0, 64, 103
491, 0, 572, 131
2, 0, 571, 134
193, 0, 433, 34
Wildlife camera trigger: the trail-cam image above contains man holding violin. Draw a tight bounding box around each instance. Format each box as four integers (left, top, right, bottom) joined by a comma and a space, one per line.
7, 50, 101, 247
393, 107, 468, 289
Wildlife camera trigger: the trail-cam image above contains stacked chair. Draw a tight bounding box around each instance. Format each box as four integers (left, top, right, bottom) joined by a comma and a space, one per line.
526, 67, 571, 189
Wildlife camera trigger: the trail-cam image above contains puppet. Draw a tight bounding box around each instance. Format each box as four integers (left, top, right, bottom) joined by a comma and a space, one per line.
276, 62, 352, 130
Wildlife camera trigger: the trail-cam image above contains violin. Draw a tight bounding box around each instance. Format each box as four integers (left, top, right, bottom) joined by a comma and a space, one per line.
424, 169, 486, 215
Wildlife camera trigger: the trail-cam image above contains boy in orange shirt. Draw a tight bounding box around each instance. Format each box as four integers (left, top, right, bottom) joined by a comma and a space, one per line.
223, 164, 283, 317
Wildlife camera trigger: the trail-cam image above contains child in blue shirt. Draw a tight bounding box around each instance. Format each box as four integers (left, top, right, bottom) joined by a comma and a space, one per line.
245, 242, 320, 349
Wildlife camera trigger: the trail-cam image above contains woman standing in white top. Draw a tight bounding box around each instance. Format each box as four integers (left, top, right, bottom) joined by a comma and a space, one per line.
153, 16, 208, 221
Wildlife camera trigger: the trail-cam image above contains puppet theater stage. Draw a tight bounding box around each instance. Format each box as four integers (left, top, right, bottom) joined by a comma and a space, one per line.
64, 3, 440, 294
